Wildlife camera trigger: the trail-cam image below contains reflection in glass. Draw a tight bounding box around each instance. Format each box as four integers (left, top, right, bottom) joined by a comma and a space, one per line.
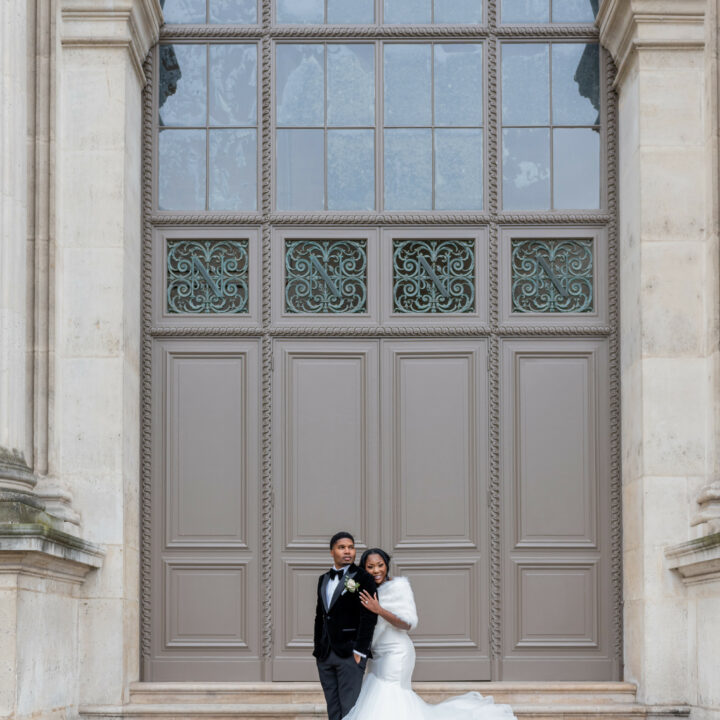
435, 44, 483, 126
328, 0, 375, 23
384, 44, 432, 126
161, 0, 206, 23
553, 128, 599, 209
502, 128, 550, 210
159, 44, 206, 127
209, 0, 257, 22
209, 129, 257, 210
328, 45, 375, 127
328, 130, 375, 210
435, 129, 483, 210
501, 0, 549, 23
209, 45, 257, 126
384, 0, 432, 24
277, 0, 324, 22
501, 44, 549, 125
552, 43, 599, 125
159, 129, 206, 210
276, 45, 324, 126
434, 0, 482, 23
552, 0, 597, 21
277, 129, 324, 210
385, 129, 432, 210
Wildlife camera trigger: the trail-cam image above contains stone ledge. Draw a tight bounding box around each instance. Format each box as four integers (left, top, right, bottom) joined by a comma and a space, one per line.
665, 532, 720, 585
597, 0, 706, 86
0, 522, 104, 584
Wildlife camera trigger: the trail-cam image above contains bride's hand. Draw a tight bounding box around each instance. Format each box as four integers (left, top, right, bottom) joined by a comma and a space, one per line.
359, 589, 381, 614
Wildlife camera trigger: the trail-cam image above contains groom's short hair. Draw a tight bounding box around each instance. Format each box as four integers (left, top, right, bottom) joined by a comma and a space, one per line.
330, 531, 355, 549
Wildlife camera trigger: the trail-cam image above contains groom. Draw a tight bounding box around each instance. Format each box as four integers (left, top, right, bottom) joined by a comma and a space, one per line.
313, 531, 378, 720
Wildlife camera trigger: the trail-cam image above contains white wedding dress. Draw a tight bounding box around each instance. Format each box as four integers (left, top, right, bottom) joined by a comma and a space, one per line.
343, 577, 517, 720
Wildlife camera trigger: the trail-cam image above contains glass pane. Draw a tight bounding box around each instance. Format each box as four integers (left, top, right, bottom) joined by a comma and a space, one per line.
277, 0, 324, 22
159, 129, 206, 210
277, 129, 324, 210
209, 45, 257, 126
501, 43, 549, 125
328, 130, 375, 210
502, 127, 550, 210
328, 0, 375, 22
209, 0, 257, 22
328, 45, 375, 127
501, 0, 549, 23
384, 44, 432, 126
434, 0, 482, 23
209, 129, 257, 210
384, 0, 432, 23
158, 44, 206, 127
276, 45, 324, 126
435, 129, 483, 210
435, 44, 483, 126
552, 43, 600, 125
552, 0, 597, 21
553, 128, 599, 209
162, 0, 206, 23
384, 129, 432, 210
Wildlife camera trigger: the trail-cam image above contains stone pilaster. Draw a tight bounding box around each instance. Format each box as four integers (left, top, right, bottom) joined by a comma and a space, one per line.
56, 0, 161, 706
599, 0, 719, 711
0, 0, 33, 499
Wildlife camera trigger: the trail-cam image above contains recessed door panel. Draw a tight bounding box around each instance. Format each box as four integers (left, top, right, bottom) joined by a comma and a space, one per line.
382, 340, 490, 680
149, 338, 261, 681
501, 338, 612, 680
273, 340, 380, 679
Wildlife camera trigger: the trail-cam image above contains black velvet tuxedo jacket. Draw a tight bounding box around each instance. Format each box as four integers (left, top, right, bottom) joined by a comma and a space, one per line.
313, 564, 378, 661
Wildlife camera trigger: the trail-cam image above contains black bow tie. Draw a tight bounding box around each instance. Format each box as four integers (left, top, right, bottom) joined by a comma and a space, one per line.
329, 568, 344, 580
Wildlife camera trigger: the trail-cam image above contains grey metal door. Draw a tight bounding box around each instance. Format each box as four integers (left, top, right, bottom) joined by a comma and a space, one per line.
142, 1, 620, 681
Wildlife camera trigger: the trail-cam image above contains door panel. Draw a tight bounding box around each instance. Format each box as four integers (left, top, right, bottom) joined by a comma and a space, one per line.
381, 340, 491, 680
273, 340, 380, 679
149, 338, 261, 680
500, 339, 612, 680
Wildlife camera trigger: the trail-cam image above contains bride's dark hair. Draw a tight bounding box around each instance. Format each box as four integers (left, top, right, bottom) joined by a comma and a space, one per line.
360, 547, 391, 572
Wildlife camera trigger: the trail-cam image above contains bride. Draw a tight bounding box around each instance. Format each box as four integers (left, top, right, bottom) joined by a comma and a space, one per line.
344, 548, 517, 720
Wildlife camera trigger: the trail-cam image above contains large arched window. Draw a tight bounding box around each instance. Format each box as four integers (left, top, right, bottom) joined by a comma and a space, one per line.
143, 0, 619, 683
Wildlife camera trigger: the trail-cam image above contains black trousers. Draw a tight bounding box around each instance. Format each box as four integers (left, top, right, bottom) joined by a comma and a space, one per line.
316, 650, 367, 720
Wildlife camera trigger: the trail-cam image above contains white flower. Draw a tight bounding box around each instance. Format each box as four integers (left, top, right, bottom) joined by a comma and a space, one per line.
345, 577, 360, 593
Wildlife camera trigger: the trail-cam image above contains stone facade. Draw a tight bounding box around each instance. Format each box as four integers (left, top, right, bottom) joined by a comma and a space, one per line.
0, 0, 719, 719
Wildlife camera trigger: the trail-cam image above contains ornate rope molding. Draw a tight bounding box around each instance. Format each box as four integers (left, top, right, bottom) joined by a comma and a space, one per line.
495, 24, 598, 37
260, 2, 274, 671
140, 49, 155, 675
604, 49, 623, 676
150, 212, 612, 226
597, 0, 706, 87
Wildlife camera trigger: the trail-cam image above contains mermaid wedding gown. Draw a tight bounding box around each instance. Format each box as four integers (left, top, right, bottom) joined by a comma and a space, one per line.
343, 577, 517, 720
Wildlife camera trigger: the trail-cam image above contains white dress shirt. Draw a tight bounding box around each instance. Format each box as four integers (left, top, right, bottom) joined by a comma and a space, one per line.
325, 565, 349, 608
326, 565, 365, 659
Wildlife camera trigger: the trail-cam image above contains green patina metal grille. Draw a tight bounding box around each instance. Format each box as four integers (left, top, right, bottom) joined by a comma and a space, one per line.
285, 239, 367, 314
393, 238, 475, 314
511, 238, 594, 313
166, 239, 249, 314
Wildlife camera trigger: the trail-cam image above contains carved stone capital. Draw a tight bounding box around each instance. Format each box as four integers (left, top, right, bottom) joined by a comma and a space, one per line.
666, 532, 720, 585
60, 0, 163, 84
597, 0, 706, 86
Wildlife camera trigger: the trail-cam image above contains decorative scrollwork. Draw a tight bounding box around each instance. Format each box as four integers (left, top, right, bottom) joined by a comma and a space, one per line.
511, 238, 593, 313
393, 239, 475, 314
166, 239, 249, 313
285, 239, 367, 314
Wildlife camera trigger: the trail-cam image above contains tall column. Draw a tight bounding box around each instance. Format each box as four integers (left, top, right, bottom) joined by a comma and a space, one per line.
56, 0, 160, 705
0, 0, 34, 501
599, 0, 718, 707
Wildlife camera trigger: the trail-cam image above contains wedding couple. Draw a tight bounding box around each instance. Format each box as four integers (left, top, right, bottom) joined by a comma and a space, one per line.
313, 531, 517, 720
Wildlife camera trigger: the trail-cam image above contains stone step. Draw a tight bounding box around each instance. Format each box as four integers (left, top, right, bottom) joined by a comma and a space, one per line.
79, 702, 690, 720
127, 682, 640, 707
